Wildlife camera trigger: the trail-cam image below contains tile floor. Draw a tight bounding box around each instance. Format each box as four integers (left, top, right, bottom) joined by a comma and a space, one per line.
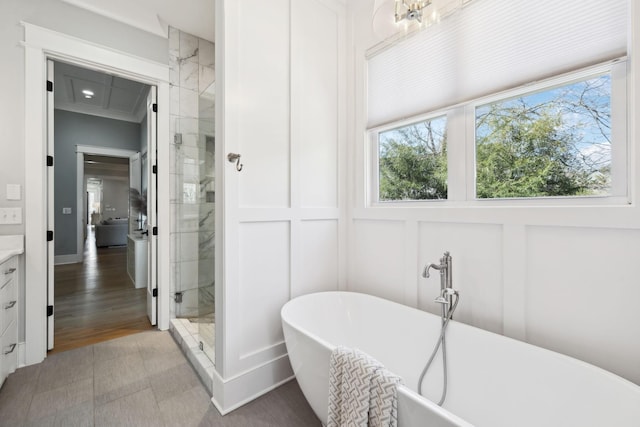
0, 331, 321, 426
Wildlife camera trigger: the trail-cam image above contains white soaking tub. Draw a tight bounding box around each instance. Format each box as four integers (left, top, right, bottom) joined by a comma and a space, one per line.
281, 291, 640, 427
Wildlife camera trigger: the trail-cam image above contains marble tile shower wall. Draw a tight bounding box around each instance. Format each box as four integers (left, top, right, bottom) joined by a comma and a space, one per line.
168, 27, 215, 318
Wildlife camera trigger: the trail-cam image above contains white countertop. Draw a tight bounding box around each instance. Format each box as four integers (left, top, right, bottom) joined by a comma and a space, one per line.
0, 235, 24, 264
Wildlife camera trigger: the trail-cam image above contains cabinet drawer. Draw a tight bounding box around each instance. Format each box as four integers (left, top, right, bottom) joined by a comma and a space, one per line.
0, 257, 17, 289
0, 319, 18, 384
0, 278, 16, 337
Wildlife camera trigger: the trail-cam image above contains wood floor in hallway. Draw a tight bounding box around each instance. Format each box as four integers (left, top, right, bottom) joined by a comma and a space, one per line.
52, 229, 153, 354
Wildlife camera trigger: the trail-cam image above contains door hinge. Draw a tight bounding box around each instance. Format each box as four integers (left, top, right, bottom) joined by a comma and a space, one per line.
47, 305, 54, 316
152, 103, 157, 113
46, 80, 53, 92
152, 227, 158, 236
152, 288, 158, 297
152, 165, 157, 174
47, 156, 54, 167
47, 230, 53, 241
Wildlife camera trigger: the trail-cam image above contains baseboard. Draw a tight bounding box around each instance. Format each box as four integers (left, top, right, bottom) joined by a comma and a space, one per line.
54, 254, 82, 265
17, 342, 26, 368
169, 319, 294, 416
210, 356, 294, 415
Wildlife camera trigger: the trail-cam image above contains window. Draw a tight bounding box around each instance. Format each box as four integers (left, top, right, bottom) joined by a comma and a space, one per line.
378, 115, 447, 201
369, 62, 627, 205
475, 74, 612, 199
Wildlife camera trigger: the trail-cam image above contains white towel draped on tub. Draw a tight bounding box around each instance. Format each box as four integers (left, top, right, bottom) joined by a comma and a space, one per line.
327, 346, 402, 427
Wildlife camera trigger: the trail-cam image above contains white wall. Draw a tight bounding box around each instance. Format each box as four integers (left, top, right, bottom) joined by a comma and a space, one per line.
346, 0, 640, 386
216, 0, 346, 411
101, 178, 129, 219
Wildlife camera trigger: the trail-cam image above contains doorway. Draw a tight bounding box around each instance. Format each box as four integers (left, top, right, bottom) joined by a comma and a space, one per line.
49, 61, 156, 353
24, 23, 170, 366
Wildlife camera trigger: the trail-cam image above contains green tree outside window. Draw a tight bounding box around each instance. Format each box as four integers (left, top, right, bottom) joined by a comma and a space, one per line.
476, 75, 611, 198
378, 116, 448, 201
376, 74, 611, 202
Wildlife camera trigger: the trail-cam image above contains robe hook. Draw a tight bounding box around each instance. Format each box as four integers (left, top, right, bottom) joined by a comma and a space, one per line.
227, 153, 243, 172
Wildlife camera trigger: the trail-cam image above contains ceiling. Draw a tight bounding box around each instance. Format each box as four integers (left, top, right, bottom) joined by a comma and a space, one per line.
54, 61, 150, 123
61, 0, 215, 42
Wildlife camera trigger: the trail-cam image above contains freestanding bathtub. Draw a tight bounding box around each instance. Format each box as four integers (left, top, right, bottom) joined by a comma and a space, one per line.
281, 291, 640, 427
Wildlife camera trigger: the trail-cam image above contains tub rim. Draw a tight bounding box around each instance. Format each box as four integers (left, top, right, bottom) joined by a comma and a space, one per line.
281, 291, 640, 395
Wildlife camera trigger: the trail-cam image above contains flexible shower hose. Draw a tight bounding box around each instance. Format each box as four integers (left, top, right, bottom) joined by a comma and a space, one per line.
417, 293, 460, 406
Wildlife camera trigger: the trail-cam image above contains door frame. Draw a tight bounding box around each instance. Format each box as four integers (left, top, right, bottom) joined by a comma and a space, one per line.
77, 145, 140, 263
23, 22, 171, 366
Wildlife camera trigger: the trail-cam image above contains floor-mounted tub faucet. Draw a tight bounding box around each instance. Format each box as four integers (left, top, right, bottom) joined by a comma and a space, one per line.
419, 251, 460, 405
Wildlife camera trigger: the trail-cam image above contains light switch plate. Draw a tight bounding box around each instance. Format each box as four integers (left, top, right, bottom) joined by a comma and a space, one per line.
0, 207, 22, 224
6, 184, 21, 201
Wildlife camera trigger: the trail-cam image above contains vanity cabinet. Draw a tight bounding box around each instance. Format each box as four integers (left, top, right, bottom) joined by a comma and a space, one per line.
127, 234, 148, 289
0, 255, 18, 388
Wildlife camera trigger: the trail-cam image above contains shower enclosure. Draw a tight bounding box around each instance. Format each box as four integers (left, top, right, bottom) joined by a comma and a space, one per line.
169, 28, 216, 365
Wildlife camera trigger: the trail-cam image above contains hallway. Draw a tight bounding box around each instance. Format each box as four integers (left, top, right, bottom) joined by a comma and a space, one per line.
53, 229, 153, 354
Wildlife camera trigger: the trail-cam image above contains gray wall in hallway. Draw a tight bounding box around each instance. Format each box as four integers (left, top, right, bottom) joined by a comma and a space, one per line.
54, 110, 141, 255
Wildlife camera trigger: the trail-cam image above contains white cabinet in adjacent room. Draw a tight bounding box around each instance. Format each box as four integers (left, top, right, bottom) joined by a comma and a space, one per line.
127, 234, 148, 289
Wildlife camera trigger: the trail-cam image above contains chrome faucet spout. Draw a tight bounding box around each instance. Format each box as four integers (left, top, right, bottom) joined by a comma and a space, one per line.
422, 251, 453, 296
422, 263, 444, 278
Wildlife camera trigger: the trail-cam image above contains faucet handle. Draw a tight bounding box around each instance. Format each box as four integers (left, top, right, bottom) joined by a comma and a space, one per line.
434, 287, 458, 305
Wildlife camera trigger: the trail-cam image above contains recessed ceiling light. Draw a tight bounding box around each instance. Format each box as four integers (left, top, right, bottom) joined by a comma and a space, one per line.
84, 95, 93, 99
82, 89, 94, 96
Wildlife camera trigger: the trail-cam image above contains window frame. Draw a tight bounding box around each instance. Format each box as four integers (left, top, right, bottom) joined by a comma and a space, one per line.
368, 59, 629, 207
369, 109, 453, 206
